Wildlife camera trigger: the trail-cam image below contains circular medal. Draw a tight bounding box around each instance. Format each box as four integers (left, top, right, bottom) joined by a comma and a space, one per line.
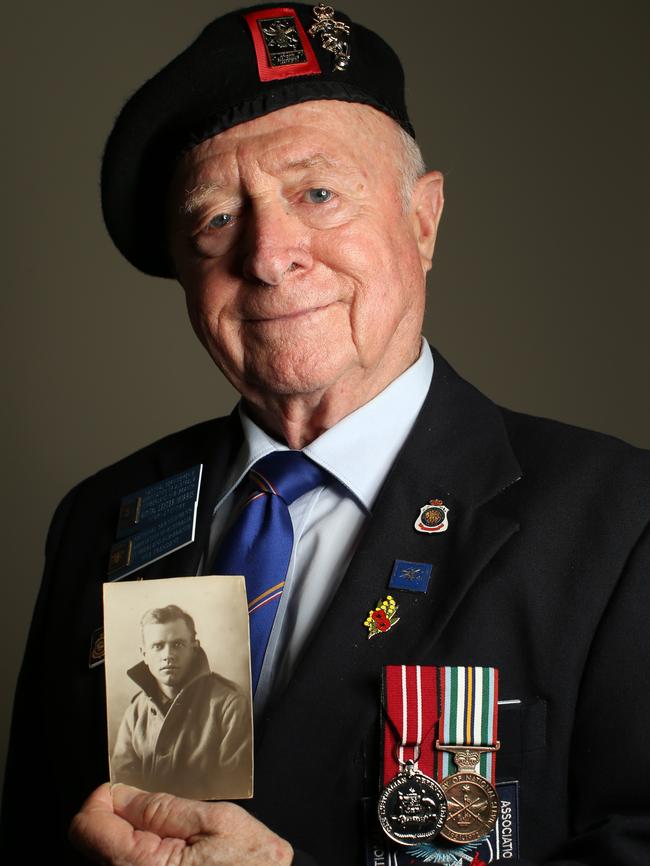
378, 764, 448, 846
439, 772, 499, 843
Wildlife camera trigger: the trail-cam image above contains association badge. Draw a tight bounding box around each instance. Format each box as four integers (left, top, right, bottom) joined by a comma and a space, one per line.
414, 499, 449, 534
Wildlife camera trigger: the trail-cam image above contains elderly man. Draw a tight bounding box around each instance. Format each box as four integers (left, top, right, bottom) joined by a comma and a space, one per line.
2, 4, 649, 866
111, 605, 250, 799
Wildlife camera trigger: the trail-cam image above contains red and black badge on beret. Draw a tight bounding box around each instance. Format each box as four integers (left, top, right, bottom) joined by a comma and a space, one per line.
101, 3, 414, 278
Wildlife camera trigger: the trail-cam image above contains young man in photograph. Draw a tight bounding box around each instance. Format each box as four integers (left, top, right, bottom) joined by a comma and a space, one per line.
112, 605, 250, 799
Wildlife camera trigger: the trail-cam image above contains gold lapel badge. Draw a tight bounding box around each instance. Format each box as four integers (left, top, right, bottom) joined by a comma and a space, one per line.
364, 595, 400, 638
310, 4, 351, 70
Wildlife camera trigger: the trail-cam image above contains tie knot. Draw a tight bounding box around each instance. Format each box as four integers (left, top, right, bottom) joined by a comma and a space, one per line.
250, 451, 329, 505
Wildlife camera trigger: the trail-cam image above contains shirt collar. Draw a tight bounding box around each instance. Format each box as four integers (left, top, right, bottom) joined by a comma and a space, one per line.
214, 339, 434, 513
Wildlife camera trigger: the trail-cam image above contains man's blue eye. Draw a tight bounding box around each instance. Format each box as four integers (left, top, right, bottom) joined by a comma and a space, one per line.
307, 188, 333, 204
207, 213, 233, 229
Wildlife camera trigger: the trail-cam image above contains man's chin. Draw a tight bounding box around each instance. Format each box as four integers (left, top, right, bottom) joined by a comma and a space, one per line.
246, 349, 355, 399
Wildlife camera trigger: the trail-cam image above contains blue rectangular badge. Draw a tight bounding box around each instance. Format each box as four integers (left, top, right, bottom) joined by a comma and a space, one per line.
364, 780, 520, 865
107, 465, 202, 581
388, 560, 433, 593
115, 465, 203, 539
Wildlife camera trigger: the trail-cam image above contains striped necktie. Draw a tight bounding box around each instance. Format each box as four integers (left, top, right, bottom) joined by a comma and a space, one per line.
211, 451, 329, 691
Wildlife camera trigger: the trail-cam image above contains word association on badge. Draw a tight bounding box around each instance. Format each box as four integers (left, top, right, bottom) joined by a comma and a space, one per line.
414, 499, 449, 534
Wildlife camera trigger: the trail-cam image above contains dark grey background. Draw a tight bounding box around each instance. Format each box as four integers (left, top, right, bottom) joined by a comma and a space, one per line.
3, 1, 648, 800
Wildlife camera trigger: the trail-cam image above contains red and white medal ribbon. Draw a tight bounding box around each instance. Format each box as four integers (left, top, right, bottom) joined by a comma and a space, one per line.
382, 665, 439, 784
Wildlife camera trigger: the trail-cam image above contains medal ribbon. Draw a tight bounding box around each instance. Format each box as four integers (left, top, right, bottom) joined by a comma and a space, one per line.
436, 665, 499, 784
382, 665, 439, 785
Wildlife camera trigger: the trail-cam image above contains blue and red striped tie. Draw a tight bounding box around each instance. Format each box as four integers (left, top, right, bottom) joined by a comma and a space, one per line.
211, 451, 329, 691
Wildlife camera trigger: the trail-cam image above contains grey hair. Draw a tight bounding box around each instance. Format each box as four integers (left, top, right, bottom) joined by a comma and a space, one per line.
395, 125, 427, 212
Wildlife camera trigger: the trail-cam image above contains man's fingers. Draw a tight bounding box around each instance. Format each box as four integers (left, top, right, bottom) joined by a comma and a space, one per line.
111, 787, 293, 864
113, 785, 219, 839
70, 784, 187, 866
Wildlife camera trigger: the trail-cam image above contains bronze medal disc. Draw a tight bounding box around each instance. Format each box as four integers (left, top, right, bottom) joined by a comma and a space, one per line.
439, 772, 499, 843
378, 768, 448, 846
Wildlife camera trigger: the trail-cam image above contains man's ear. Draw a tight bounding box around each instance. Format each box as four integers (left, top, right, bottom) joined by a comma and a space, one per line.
410, 171, 444, 274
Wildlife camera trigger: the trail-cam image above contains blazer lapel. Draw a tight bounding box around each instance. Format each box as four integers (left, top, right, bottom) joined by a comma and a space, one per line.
255, 350, 522, 799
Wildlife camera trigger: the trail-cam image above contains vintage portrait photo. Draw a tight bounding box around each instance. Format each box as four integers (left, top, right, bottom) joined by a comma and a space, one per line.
103, 574, 253, 801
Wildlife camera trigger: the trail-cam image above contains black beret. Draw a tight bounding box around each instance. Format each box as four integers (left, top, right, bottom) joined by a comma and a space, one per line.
101, 3, 414, 278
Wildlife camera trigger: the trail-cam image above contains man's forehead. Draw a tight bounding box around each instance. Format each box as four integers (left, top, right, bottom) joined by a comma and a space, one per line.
142, 619, 192, 638
189, 101, 393, 157
175, 101, 394, 192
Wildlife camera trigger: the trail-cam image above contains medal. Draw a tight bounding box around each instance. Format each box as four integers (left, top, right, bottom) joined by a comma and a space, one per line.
378, 759, 447, 846
437, 746, 500, 843
378, 665, 447, 845
435, 666, 501, 844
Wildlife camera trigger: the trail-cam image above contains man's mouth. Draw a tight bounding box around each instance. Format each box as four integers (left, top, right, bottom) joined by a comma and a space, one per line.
245, 301, 335, 323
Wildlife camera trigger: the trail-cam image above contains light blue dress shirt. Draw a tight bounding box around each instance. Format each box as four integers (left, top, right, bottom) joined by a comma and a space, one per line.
202, 339, 434, 716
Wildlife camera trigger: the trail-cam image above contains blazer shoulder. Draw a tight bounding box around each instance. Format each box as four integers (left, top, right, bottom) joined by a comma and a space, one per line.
68, 413, 236, 497
499, 406, 650, 510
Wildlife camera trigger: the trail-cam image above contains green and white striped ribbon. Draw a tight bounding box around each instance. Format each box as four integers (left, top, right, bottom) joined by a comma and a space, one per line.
437, 665, 499, 783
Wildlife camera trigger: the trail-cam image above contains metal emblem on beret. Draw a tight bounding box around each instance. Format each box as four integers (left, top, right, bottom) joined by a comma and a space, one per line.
260, 16, 308, 66
378, 760, 448, 846
414, 499, 450, 534
309, 4, 351, 71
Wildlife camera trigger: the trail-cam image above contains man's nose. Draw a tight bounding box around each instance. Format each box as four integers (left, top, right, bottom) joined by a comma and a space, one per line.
241, 199, 313, 286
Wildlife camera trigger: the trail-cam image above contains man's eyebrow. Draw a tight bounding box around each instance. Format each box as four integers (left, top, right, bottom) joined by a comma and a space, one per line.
180, 182, 226, 215
179, 154, 355, 214
283, 154, 339, 171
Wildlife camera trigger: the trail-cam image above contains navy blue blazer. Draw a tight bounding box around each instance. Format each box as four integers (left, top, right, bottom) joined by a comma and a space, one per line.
3, 349, 649, 865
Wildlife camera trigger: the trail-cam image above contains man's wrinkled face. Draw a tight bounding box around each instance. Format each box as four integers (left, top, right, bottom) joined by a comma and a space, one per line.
168, 101, 441, 406
140, 619, 196, 690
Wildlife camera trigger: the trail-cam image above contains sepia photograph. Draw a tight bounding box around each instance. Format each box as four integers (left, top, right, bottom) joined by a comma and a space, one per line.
103, 575, 253, 801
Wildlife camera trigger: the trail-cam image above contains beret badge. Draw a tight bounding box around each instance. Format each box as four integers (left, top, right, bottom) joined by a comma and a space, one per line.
309, 4, 351, 71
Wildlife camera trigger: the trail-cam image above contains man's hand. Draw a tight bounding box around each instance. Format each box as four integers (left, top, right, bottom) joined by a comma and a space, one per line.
69, 783, 294, 866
